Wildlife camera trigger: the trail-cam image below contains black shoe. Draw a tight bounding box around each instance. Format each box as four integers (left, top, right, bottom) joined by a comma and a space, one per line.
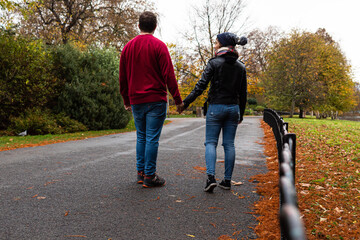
143, 174, 166, 188
218, 179, 231, 190
137, 171, 144, 184
204, 175, 217, 192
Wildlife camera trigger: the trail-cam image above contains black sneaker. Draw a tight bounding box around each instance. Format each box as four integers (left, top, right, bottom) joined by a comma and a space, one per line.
137, 171, 144, 184
218, 179, 231, 190
204, 175, 217, 192
143, 174, 166, 188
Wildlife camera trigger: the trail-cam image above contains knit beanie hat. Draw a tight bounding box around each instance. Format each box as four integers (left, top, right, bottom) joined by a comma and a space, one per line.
217, 32, 247, 47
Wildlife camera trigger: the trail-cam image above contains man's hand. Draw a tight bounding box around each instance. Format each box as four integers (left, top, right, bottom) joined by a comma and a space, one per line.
176, 102, 185, 114
124, 104, 132, 112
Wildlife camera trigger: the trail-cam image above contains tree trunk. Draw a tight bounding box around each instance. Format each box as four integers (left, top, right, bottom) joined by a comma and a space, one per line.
299, 109, 304, 118
196, 106, 203, 117
331, 111, 339, 120
290, 99, 295, 118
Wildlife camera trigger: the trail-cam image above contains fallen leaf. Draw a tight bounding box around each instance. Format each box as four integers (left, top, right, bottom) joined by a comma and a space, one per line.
208, 207, 223, 210
210, 222, 216, 228
193, 166, 206, 171
320, 218, 327, 222
44, 181, 56, 186
232, 230, 242, 236
186, 234, 195, 238
32, 194, 38, 198
150, 196, 160, 201
334, 207, 343, 214
37, 196, 46, 200
218, 235, 235, 240
231, 180, 243, 186
315, 185, 325, 190
65, 211, 69, 216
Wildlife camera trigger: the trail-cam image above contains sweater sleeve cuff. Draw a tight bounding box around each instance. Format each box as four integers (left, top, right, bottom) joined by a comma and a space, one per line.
174, 97, 183, 106
123, 98, 130, 106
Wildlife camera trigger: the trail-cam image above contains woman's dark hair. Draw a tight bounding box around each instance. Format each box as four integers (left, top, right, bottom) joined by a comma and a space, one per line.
139, 11, 157, 33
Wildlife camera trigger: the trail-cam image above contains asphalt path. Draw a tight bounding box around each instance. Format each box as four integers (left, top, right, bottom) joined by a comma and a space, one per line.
0, 116, 267, 240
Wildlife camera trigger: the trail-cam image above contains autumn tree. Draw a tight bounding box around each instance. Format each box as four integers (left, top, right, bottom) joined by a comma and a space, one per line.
241, 27, 281, 102
354, 82, 360, 112
1, 0, 41, 29
168, 43, 207, 111
186, 0, 248, 68
15, 0, 153, 49
263, 29, 356, 118
175, 0, 248, 112
0, 31, 58, 129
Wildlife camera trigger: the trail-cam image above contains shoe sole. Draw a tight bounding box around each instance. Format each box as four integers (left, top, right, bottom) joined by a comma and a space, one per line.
137, 180, 144, 184
204, 183, 217, 192
218, 185, 231, 190
142, 182, 166, 188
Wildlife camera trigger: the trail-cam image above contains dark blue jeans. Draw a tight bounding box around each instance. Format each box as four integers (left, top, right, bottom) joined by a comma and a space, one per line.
131, 101, 167, 176
205, 104, 240, 180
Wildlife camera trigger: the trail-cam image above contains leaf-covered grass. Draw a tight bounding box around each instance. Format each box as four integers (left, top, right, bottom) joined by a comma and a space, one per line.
284, 118, 360, 239
253, 118, 360, 239
0, 119, 169, 152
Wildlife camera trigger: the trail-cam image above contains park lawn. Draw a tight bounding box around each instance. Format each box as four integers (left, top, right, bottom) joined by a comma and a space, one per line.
0, 119, 170, 152
286, 118, 360, 239
253, 118, 360, 240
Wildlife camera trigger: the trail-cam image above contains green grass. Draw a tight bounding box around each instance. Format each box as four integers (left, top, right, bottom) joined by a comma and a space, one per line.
285, 117, 360, 157
281, 117, 360, 238
0, 119, 172, 151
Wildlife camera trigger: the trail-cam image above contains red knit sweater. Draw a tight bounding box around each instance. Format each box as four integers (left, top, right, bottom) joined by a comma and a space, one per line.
119, 34, 182, 106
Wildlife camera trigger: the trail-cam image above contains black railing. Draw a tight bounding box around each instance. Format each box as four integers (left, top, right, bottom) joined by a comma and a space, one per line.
263, 109, 307, 240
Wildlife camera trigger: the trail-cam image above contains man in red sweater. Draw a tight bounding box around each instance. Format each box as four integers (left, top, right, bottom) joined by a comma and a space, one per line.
119, 11, 183, 188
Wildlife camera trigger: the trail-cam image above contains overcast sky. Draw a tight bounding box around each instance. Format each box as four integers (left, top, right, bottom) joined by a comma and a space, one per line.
153, 0, 360, 83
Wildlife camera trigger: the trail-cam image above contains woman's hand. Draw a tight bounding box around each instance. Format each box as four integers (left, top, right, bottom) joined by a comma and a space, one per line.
176, 102, 185, 114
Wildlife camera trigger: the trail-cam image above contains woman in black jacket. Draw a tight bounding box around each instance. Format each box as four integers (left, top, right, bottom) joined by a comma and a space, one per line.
182, 32, 247, 192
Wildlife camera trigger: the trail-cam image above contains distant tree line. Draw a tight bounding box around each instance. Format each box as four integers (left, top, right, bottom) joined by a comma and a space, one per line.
1, 0, 358, 137
170, 0, 358, 118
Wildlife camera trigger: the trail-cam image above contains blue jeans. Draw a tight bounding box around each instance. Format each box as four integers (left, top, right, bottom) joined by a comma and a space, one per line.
131, 101, 167, 176
205, 104, 240, 180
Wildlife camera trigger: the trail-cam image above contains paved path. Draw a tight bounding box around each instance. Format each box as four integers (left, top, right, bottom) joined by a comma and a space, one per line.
0, 116, 266, 240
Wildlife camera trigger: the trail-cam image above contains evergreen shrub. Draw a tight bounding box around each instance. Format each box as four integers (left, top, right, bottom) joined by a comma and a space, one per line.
52, 44, 131, 130
7, 108, 87, 135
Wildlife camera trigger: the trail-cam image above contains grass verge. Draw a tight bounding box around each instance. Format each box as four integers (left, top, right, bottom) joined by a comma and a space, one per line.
0, 119, 171, 152
286, 118, 360, 239
252, 118, 360, 239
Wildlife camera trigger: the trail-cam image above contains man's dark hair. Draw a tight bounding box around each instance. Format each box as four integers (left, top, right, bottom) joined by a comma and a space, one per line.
139, 11, 157, 33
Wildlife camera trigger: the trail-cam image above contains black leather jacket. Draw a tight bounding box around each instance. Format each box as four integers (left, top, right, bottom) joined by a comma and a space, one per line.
183, 52, 247, 120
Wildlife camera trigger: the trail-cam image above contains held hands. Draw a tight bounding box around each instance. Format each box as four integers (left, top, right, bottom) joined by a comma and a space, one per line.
176, 102, 185, 114
124, 104, 132, 112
